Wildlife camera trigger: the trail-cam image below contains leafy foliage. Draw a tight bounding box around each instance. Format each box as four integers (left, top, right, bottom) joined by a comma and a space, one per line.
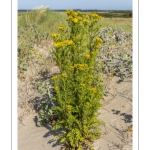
49, 10, 104, 149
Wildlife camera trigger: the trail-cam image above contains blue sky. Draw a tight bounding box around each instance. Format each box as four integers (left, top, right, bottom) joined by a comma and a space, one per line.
18, 0, 132, 10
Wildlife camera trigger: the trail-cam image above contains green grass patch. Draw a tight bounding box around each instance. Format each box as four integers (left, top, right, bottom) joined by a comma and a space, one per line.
18, 9, 67, 34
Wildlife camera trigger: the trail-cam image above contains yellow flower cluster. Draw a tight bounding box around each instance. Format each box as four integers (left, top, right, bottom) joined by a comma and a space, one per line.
86, 102, 90, 106
61, 73, 68, 78
66, 105, 72, 110
90, 87, 97, 93
66, 10, 74, 16
66, 10, 85, 24
69, 66, 75, 70
96, 37, 103, 43
69, 64, 88, 71
76, 64, 88, 70
91, 51, 95, 55
51, 75, 57, 80
84, 54, 90, 59
51, 33, 58, 37
59, 25, 65, 30
95, 45, 100, 49
89, 75, 94, 79
54, 42, 64, 48
72, 18, 79, 23
65, 40, 74, 46
66, 10, 83, 17
89, 13, 102, 19
54, 40, 74, 48
80, 84, 86, 88
83, 19, 90, 24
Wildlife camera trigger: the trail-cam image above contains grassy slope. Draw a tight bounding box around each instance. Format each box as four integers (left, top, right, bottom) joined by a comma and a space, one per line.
18, 9, 67, 34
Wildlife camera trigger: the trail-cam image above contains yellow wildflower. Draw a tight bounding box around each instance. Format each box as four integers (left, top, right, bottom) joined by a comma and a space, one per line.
51, 76, 57, 80
84, 64, 88, 68
68, 16, 73, 20
66, 105, 72, 110
59, 25, 65, 30
72, 18, 78, 23
54, 42, 64, 48
84, 54, 90, 59
79, 67, 84, 70
91, 51, 95, 55
65, 40, 74, 46
96, 37, 103, 43
89, 75, 94, 79
86, 102, 90, 106
83, 19, 90, 24
89, 13, 102, 19
78, 64, 84, 68
51, 33, 58, 37
91, 87, 97, 92
73, 12, 77, 16
95, 45, 100, 49
66, 10, 73, 16
74, 64, 78, 67
61, 73, 68, 78
69, 66, 75, 70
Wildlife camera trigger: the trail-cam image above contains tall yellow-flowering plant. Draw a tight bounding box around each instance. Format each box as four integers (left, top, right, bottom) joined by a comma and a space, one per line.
51, 10, 104, 150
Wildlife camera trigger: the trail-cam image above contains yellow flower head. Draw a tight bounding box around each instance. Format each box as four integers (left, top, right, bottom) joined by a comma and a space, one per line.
78, 64, 84, 68
89, 13, 102, 19
51, 76, 57, 80
91, 51, 95, 55
80, 84, 86, 88
96, 37, 103, 43
59, 25, 65, 30
89, 75, 94, 79
54, 42, 64, 48
66, 105, 72, 110
73, 12, 77, 17
84, 54, 90, 59
72, 18, 78, 23
61, 73, 68, 78
51, 33, 58, 37
86, 102, 90, 106
95, 45, 100, 49
65, 40, 74, 46
83, 19, 90, 24
91, 87, 97, 92
79, 67, 84, 70
69, 66, 75, 70
66, 10, 73, 16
